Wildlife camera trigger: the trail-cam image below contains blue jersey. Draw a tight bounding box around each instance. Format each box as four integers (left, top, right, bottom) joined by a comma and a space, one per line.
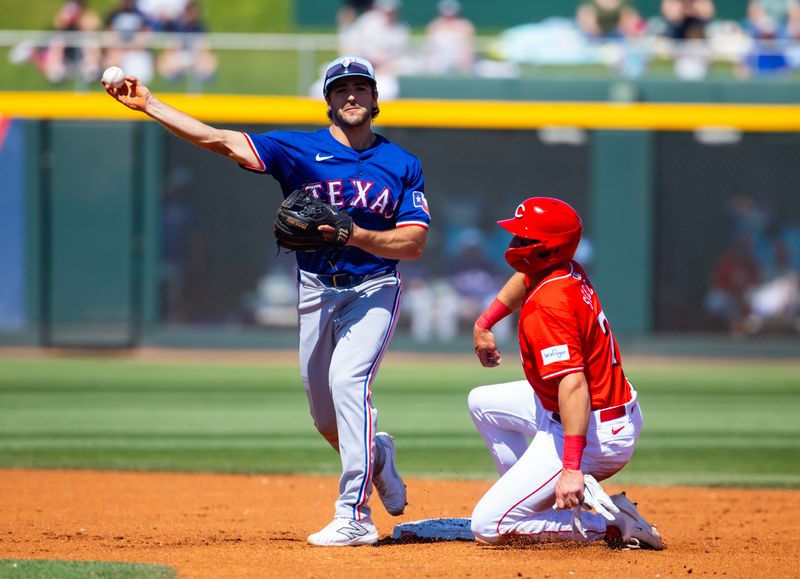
241, 128, 430, 276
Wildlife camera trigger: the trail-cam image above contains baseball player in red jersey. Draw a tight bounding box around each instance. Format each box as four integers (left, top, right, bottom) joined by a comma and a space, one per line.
468, 197, 663, 549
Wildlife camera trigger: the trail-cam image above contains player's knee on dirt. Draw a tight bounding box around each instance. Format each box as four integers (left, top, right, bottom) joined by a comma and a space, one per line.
470, 501, 501, 544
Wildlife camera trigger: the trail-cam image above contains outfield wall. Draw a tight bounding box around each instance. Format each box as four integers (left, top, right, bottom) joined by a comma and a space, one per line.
1, 93, 799, 349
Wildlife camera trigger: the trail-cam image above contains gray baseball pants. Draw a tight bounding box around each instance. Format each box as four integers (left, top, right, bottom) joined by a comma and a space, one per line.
297, 269, 402, 521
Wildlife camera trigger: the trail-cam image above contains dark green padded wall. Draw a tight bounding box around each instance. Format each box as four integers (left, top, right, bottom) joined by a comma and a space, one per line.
46, 121, 139, 346
589, 131, 654, 333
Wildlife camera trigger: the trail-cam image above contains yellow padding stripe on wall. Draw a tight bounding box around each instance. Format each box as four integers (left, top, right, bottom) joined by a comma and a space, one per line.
1, 92, 799, 131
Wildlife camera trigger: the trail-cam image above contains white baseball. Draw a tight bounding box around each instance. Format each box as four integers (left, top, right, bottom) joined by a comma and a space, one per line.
102, 66, 125, 88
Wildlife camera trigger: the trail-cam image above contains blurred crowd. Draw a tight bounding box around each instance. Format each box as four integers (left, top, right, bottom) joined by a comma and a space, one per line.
241, 222, 596, 343
325, 0, 800, 98
330, 0, 476, 98
11, 0, 217, 86
704, 196, 800, 336
10, 0, 800, 92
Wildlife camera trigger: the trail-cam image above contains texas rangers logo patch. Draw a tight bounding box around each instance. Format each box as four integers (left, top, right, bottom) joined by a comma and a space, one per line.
412, 191, 429, 215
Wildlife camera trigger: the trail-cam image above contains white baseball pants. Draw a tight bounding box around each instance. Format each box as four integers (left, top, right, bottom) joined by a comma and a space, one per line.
468, 380, 642, 543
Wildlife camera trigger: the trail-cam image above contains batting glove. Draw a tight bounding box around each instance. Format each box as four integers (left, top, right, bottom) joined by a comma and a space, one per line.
571, 474, 619, 538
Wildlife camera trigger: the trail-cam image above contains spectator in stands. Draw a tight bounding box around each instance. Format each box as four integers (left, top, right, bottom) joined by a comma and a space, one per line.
740, 14, 791, 76
156, 1, 218, 85
27, 1, 102, 84
576, 0, 644, 39
104, 0, 154, 82
661, 0, 715, 39
339, 0, 410, 69
337, 0, 373, 29
338, 0, 411, 99
745, 238, 800, 334
744, 0, 800, 40
444, 228, 510, 342
661, 0, 715, 79
401, 265, 461, 343
423, 0, 476, 74
575, 0, 647, 77
704, 232, 761, 335
137, 0, 189, 31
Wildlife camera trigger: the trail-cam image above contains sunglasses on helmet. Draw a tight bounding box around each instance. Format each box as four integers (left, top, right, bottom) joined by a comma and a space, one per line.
325, 61, 372, 79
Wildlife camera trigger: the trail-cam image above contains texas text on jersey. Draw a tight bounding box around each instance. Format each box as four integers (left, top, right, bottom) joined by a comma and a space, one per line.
241, 128, 430, 276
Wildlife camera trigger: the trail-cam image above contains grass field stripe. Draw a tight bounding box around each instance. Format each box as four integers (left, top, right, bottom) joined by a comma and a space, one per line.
353, 274, 403, 519
1, 357, 798, 486
2, 92, 800, 131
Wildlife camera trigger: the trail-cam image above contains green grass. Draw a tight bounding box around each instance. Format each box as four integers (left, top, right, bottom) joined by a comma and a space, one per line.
0, 356, 798, 487
0, 559, 175, 578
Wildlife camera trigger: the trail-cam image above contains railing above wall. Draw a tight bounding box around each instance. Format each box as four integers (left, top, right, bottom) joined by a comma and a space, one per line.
2, 29, 799, 96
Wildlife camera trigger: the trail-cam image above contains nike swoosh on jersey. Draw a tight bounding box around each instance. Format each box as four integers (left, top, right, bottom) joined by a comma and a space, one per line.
611, 426, 624, 435
315, 153, 334, 161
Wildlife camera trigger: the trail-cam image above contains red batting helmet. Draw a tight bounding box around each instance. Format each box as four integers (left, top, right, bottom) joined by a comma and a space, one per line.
498, 197, 583, 275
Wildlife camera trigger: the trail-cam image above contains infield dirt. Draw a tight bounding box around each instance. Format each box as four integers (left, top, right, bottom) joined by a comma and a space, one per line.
1, 469, 798, 578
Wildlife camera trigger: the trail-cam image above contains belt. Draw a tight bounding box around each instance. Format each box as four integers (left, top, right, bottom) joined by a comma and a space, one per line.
314, 268, 394, 289
551, 403, 630, 424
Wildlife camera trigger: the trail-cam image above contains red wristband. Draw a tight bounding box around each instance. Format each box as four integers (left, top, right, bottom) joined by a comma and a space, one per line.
476, 298, 512, 331
562, 435, 586, 470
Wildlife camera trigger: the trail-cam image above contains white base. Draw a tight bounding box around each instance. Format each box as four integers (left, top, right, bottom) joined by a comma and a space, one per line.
392, 517, 474, 541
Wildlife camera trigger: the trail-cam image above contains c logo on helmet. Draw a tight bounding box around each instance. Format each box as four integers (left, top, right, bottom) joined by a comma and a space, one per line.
514, 203, 525, 219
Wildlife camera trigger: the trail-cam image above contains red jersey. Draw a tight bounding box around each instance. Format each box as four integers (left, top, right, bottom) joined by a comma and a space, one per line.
518, 260, 632, 412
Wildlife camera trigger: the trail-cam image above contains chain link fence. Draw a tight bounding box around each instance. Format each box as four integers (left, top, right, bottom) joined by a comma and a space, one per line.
655, 130, 800, 335
159, 124, 590, 343
2, 119, 799, 343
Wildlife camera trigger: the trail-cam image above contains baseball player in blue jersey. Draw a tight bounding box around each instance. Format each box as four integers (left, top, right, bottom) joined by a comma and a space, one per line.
103, 55, 430, 546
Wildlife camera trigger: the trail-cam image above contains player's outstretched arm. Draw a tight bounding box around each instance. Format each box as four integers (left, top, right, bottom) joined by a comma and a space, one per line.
473, 272, 527, 367
101, 76, 258, 167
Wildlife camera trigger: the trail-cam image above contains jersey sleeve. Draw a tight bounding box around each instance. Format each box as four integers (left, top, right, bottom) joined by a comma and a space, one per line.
239, 132, 292, 181
521, 306, 585, 381
393, 158, 430, 230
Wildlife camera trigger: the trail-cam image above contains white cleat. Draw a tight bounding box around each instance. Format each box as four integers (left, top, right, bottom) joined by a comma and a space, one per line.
606, 492, 664, 550
373, 432, 407, 516
307, 517, 378, 547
